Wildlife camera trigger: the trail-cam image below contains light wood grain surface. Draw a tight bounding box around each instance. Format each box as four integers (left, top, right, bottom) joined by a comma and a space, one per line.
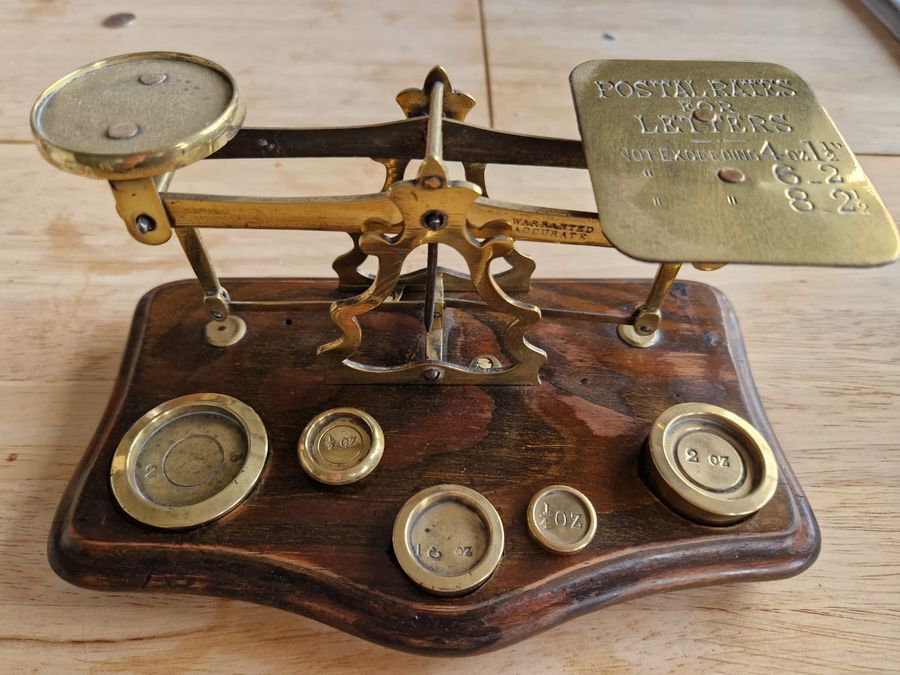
1, 1, 898, 672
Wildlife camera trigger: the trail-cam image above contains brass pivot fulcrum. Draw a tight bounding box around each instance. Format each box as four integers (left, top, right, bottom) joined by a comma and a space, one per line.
315, 67, 547, 384
204, 315, 246, 347
617, 262, 682, 348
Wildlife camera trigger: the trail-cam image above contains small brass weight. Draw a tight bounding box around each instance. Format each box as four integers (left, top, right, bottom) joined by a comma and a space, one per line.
32, 53, 897, 653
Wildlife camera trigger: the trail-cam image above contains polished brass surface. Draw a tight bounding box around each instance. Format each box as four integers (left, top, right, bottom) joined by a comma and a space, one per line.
396, 66, 476, 121
336, 66, 486, 289
314, 72, 546, 385
392, 484, 504, 596
297, 408, 384, 485
617, 322, 661, 348
164, 191, 398, 233
176, 227, 231, 320
527, 485, 597, 555
571, 59, 899, 266
470, 354, 501, 370
109, 393, 268, 529
31, 52, 244, 180
109, 177, 173, 245
645, 403, 778, 525
334, 250, 536, 294
31, 55, 899, 387
161, 192, 606, 247
204, 315, 246, 347
618, 262, 682, 347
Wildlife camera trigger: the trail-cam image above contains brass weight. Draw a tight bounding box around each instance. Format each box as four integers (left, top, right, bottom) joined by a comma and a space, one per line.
109, 393, 268, 529
392, 485, 504, 596
527, 485, 598, 554
644, 402, 778, 525
297, 408, 385, 485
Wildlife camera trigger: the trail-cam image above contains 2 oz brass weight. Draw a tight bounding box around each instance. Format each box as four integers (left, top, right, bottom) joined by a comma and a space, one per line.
645, 403, 778, 525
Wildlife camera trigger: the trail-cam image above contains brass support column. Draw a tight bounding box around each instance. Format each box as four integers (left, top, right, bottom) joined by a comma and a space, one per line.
618, 262, 682, 348
175, 228, 231, 321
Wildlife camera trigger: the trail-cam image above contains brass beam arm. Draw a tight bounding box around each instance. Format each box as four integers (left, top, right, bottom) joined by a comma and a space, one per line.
162, 192, 609, 247
163, 192, 397, 232
227, 296, 633, 325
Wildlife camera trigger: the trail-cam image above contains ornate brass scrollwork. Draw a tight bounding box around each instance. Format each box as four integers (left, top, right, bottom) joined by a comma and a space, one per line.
333, 68, 535, 295
318, 73, 545, 384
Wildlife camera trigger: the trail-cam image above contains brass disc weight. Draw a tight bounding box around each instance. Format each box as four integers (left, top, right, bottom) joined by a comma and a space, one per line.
110, 393, 268, 529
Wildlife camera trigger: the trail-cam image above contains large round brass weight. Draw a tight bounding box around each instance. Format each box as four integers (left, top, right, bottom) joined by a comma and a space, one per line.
644, 402, 778, 525
109, 393, 268, 529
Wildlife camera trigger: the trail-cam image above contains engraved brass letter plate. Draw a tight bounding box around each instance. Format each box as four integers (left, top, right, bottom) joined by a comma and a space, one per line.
570, 60, 899, 266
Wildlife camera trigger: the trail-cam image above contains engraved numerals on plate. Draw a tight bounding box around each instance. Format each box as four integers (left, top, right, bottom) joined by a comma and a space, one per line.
675, 430, 746, 493
571, 60, 898, 266
393, 485, 504, 595
684, 446, 731, 467
322, 429, 360, 450
771, 158, 869, 214
415, 543, 474, 560
298, 408, 383, 485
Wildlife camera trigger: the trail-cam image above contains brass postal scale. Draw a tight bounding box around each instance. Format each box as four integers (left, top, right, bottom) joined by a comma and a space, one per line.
32, 53, 898, 654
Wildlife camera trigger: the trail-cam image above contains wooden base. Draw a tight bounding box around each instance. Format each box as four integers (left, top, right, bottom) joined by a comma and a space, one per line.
49, 279, 819, 655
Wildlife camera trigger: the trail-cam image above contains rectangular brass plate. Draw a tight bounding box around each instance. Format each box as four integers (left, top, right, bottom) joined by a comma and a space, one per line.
570, 60, 898, 266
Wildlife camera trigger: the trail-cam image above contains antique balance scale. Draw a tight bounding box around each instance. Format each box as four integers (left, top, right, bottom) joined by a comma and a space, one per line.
31, 53, 897, 653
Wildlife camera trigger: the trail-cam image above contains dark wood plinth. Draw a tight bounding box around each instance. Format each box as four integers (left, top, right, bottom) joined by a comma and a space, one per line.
49, 278, 819, 654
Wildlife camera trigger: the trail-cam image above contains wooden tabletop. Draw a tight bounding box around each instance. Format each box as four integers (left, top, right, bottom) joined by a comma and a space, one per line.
1, 1, 898, 671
